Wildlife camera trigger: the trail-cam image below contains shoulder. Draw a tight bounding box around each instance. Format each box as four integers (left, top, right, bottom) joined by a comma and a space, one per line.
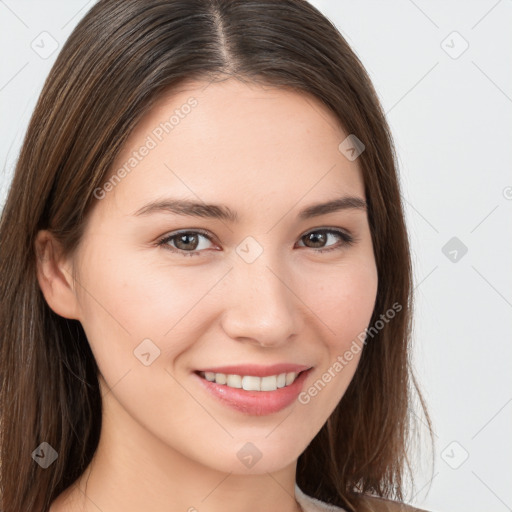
357, 494, 431, 512
295, 483, 347, 512
295, 484, 430, 512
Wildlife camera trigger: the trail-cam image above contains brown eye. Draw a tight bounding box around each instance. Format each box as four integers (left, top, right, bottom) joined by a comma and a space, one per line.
174, 233, 200, 251
297, 229, 354, 253
157, 230, 215, 257
157, 227, 355, 258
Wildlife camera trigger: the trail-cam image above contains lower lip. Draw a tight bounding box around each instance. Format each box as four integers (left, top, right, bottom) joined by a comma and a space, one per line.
193, 369, 312, 416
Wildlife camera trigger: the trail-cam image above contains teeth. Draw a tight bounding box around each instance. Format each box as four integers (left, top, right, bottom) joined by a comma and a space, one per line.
215, 372, 227, 385
201, 371, 299, 391
227, 374, 242, 388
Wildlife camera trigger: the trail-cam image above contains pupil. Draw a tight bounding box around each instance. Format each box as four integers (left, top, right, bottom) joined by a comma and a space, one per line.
177, 233, 197, 250
308, 232, 325, 248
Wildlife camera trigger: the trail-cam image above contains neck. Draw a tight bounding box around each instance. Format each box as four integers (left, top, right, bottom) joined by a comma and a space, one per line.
51, 380, 303, 512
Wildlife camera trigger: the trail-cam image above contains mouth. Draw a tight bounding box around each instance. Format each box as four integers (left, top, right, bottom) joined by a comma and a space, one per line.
194, 368, 309, 392
192, 366, 313, 416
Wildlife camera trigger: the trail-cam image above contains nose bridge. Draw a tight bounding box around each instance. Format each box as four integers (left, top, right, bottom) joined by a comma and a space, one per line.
220, 237, 300, 346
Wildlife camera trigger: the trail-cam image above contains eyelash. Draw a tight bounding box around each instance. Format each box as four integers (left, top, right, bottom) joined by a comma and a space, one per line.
156, 228, 356, 257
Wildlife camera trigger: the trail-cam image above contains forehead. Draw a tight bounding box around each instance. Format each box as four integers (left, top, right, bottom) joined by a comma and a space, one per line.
100, 78, 365, 219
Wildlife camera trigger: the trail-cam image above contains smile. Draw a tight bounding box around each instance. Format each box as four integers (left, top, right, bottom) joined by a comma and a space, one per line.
193, 366, 313, 416
197, 370, 303, 391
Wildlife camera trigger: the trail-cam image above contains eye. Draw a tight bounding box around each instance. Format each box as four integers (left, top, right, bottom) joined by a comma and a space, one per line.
157, 229, 217, 257
157, 227, 356, 257
296, 228, 355, 253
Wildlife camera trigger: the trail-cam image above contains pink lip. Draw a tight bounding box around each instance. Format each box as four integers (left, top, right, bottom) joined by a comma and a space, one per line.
194, 363, 311, 377
193, 367, 313, 416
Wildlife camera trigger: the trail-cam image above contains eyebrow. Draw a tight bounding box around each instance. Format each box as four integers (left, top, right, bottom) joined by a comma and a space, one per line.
133, 195, 367, 222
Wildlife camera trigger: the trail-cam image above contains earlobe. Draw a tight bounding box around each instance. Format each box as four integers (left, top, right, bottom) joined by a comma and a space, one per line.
34, 230, 81, 321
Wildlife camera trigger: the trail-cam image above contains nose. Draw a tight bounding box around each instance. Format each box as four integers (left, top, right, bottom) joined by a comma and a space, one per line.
220, 252, 302, 348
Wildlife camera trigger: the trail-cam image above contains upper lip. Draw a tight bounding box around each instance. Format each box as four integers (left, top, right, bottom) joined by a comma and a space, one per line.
195, 363, 312, 377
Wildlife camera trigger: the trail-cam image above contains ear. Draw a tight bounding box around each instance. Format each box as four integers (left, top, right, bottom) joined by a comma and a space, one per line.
34, 230, 81, 320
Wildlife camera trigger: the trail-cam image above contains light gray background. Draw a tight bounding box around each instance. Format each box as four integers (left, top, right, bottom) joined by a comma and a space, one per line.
1, 1, 511, 511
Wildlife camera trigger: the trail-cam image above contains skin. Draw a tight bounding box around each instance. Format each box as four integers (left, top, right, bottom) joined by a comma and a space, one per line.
36, 78, 378, 512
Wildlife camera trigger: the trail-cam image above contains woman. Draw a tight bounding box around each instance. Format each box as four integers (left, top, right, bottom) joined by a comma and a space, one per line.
0, 1, 435, 511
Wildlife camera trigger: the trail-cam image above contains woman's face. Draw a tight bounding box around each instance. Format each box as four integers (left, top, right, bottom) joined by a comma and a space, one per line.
68, 78, 378, 475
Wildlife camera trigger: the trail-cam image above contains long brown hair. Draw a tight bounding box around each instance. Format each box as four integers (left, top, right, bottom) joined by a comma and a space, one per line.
0, 1, 434, 510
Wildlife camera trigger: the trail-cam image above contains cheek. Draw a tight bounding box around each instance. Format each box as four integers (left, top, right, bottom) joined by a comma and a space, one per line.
297, 258, 377, 404
74, 244, 227, 370
305, 257, 378, 344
